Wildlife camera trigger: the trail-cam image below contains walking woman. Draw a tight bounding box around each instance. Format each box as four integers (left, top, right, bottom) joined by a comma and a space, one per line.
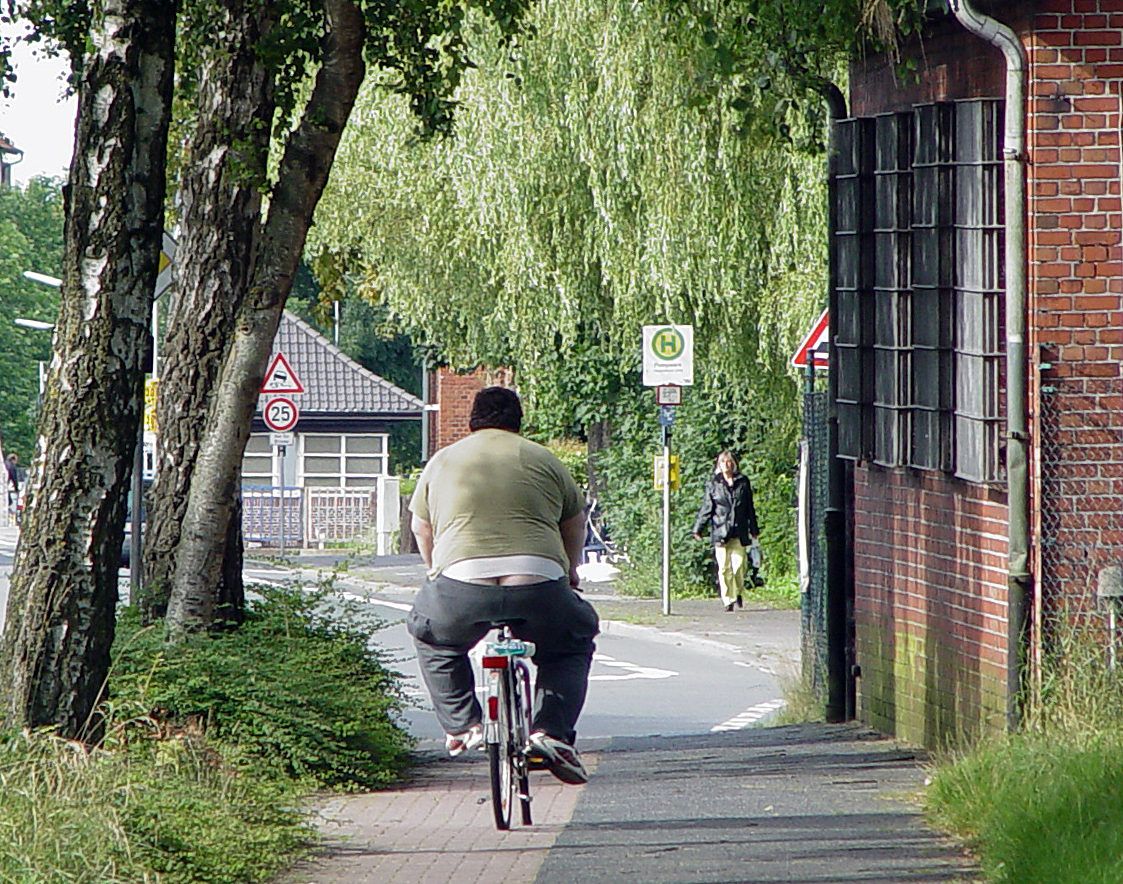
692, 450, 759, 612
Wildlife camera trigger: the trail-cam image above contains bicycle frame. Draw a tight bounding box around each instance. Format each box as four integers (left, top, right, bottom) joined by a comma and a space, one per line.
481, 625, 535, 830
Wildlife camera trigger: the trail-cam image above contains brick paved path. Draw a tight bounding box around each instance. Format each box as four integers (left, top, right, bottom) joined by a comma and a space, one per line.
280, 751, 592, 884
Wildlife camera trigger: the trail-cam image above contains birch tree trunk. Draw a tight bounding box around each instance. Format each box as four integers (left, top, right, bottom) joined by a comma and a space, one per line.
166, 0, 365, 630
0, 0, 175, 736
142, 0, 276, 624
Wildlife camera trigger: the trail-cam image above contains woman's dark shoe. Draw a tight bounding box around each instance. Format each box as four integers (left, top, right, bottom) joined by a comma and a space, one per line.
724, 603, 735, 612
735, 596, 743, 609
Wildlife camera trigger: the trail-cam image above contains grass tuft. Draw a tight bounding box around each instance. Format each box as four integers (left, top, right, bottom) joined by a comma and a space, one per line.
927, 733, 1123, 884
0, 581, 414, 884
926, 615, 1123, 884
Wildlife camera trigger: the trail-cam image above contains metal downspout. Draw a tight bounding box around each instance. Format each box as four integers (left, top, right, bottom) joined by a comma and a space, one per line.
820, 80, 853, 723
947, 0, 1030, 731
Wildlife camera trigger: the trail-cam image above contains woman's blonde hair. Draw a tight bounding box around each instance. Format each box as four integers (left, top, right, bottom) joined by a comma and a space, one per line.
715, 450, 738, 472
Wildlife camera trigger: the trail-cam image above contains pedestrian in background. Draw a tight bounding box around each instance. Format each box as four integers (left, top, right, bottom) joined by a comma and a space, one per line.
692, 450, 759, 612
5, 453, 19, 512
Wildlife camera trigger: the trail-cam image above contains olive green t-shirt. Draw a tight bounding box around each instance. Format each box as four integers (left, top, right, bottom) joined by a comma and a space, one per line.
409, 428, 583, 578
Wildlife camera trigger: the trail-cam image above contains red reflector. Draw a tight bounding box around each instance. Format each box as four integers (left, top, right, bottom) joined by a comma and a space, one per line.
481, 656, 508, 669
488, 696, 499, 720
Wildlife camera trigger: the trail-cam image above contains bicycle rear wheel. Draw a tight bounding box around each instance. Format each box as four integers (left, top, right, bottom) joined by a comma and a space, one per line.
512, 663, 533, 825
488, 671, 514, 830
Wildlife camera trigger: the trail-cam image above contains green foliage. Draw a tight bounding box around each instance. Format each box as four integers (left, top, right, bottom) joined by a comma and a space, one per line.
589, 379, 798, 598
2, 0, 86, 88
311, 0, 829, 587
538, 436, 586, 490
0, 725, 309, 884
1028, 611, 1123, 737
110, 582, 415, 790
0, 175, 63, 460
927, 733, 1123, 884
314, 0, 831, 375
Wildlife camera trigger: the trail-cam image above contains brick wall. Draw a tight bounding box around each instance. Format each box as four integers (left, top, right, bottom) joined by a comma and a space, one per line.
1028, 1, 1123, 629
847, 0, 1123, 746
430, 367, 515, 453
848, 14, 1012, 746
853, 468, 1009, 742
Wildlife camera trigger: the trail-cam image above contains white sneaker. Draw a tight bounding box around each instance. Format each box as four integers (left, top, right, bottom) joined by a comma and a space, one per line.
528, 731, 589, 784
445, 723, 483, 757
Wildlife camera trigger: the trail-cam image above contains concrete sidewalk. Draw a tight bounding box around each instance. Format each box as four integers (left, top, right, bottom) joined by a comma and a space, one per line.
536, 724, 978, 884
280, 725, 977, 884
272, 552, 978, 884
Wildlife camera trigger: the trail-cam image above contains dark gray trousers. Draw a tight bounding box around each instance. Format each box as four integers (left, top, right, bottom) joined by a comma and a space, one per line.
407, 575, 599, 745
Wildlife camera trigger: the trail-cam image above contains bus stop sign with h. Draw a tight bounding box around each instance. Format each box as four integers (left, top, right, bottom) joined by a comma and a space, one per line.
642, 325, 693, 614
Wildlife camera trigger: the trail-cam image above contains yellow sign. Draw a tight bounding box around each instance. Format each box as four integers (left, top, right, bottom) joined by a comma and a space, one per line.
144, 378, 158, 433
653, 454, 680, 491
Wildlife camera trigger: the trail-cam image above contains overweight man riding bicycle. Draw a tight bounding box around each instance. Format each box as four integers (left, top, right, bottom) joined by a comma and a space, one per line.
407, 386, 600, 785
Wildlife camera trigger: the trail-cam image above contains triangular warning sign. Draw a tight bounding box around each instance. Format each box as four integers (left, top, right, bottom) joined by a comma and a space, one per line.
791, 309, 829, 369
261, 352, 304, 394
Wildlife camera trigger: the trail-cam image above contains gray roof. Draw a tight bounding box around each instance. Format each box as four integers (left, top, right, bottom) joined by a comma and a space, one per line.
261, 310, 423, 416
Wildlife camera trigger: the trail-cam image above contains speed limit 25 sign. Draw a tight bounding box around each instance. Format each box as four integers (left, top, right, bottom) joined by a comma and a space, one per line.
263, 396, 300, 432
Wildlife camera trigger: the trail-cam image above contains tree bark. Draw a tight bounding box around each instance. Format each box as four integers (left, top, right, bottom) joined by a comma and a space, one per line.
141, 0, 275, 624
166, 0, 366, 631
586, 417, 611, 500
0, 0, 175, 736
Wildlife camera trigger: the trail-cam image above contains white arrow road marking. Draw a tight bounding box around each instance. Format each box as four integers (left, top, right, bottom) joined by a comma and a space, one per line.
711, 698, 786, 732
590, 653, 677, 681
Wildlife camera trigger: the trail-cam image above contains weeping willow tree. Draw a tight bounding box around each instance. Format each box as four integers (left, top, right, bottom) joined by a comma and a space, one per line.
310, 0, 851, 589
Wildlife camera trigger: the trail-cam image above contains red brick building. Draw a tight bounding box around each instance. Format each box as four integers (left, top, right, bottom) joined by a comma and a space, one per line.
833, 0, 1123, 746
425, 366, 515, 454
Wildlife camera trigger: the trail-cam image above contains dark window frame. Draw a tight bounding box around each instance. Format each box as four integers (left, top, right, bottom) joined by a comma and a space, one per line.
833, 98, 1004, 483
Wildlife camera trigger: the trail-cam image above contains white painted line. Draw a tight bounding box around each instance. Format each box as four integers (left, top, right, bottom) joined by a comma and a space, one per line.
337, 590, 412, 612
589, 653, 676, 681
710, 698, 786, 732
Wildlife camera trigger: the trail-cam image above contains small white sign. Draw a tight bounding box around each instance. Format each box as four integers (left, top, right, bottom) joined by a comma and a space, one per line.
642, 325, 694, 387
270, 432, 295, 447
655, 385, 682, 405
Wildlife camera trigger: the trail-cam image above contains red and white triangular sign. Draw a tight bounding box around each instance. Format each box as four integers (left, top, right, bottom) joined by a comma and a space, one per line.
791, 309, 829, 369
261, 352, 304, 394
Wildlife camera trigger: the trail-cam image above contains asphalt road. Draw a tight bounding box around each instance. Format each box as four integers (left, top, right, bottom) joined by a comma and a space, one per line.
240, 565, 793, 746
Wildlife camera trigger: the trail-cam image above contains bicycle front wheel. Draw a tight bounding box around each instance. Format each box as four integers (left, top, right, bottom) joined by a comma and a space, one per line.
488, 671, 514, 830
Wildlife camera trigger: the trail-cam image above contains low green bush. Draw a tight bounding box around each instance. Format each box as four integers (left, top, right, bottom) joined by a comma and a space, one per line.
111, 583, 415, 790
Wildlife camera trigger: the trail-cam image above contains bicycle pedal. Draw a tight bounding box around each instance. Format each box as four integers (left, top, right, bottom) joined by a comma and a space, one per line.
526, 753, 551, 771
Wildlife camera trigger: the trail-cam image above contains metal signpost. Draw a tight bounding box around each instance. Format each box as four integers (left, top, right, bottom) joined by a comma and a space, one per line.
642, 326, 693, 615
262, 373, 301, 556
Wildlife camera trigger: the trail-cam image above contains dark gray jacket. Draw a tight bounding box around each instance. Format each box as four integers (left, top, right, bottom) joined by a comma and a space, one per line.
693, 473, 758, 546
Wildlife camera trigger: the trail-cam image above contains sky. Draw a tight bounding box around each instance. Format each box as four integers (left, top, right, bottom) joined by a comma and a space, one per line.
1, 22, 77, 186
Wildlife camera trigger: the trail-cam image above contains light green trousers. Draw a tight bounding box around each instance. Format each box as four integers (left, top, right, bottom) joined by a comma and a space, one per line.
714, 538, 746, 607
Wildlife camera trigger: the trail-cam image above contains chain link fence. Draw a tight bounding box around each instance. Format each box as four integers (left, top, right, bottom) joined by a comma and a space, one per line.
1037, 374, 1123, 685
800, 375, 831, 703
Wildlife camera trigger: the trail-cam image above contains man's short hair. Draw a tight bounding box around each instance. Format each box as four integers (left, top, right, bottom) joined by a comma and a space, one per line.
469, 386, 522, 433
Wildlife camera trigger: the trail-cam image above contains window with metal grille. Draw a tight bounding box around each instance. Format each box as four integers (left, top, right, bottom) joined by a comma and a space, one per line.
300, 433, 388, 488
871, 112, 912, 467
833, 99, 1003, 481
952, 101, 1004, 482
834, 117, 873, 461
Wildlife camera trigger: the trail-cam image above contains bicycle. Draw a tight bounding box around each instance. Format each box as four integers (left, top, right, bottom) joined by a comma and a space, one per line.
480, 624, 536, 830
